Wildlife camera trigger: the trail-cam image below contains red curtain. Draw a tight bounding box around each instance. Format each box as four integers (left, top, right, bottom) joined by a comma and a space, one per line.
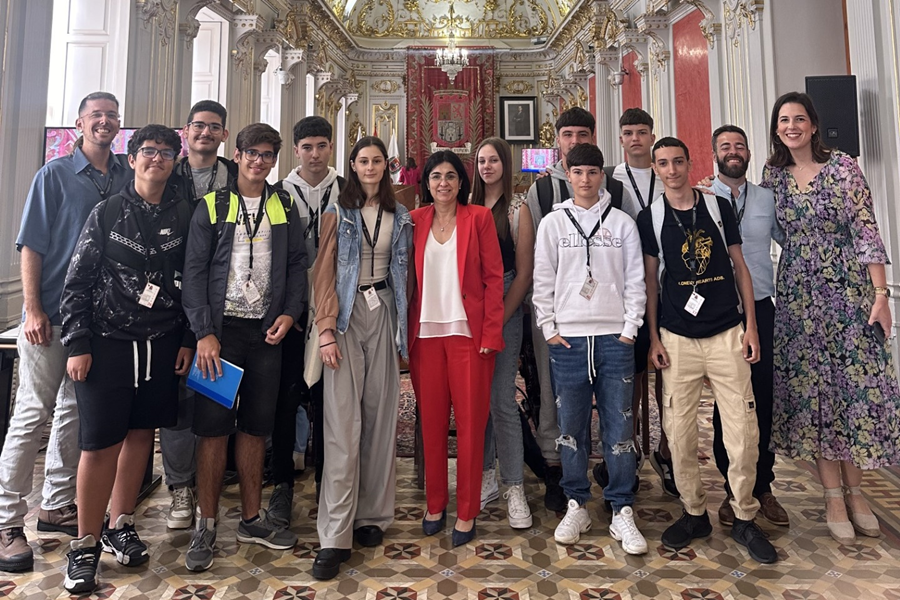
406, 48, 495, 179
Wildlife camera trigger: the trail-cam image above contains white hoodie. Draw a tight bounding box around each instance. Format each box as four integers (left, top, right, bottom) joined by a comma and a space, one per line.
281, 166, 342, 262
532, 190, 646, 341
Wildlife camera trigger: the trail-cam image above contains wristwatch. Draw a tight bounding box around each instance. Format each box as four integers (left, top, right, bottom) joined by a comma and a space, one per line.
875, 286, 891, 297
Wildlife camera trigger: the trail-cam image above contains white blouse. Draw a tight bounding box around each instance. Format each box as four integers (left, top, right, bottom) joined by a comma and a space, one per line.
419, 229, 472, 338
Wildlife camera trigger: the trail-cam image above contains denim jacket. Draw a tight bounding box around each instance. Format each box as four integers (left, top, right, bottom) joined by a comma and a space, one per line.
326, 202, 412, 358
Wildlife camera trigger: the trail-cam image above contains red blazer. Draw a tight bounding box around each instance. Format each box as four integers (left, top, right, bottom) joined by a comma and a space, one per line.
408, 203, 505, 354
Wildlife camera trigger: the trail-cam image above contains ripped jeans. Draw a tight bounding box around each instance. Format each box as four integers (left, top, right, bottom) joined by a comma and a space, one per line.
549, 334, 636, 510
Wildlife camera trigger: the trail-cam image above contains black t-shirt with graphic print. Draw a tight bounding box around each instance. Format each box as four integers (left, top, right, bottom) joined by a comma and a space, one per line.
637, 195, 743, 339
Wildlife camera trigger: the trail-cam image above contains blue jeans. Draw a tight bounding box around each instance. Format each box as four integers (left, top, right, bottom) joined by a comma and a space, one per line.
549, 335, 636, 510
295, 405, 310, 453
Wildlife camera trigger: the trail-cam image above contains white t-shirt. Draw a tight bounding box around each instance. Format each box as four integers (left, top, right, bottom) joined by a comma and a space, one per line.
613, 163, 661, 218
224, 196, 273, 319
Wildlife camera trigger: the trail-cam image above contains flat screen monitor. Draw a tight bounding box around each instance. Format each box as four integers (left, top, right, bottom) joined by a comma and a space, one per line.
43, 127, 189, 165
521, 148, 558, 173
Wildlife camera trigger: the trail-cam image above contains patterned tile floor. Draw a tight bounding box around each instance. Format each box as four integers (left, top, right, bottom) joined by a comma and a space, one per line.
5, 397, 900, 599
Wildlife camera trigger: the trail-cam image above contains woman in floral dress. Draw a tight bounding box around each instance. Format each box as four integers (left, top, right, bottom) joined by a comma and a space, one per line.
760, 91, 900, 545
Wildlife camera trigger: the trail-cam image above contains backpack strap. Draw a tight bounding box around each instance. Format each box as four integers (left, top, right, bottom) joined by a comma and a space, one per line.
702, 192, 743, 313
650, 197, 666, 287
606, 175, 623, 210
536, 176, 554, 218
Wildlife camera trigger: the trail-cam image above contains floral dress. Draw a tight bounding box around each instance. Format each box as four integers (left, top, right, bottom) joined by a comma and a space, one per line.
761, 151, 900, 469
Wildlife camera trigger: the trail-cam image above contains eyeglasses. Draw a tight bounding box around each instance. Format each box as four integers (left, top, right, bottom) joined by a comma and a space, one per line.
187, 121, 224, 134
428, 172, 459, 182
79, 111, 120, 122
136, 147, 178, 161
242, 148, 277, 164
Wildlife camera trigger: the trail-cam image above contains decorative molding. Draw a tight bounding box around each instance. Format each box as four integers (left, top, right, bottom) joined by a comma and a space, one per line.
371, 79, 401, 93
682, 0, 723, 48
503, 80, 534, 94
723, 0, 762, 47
136, 0, 177, 45
177, 0, 216, 50
550, 2, 593, 51
348, 113, 366, 145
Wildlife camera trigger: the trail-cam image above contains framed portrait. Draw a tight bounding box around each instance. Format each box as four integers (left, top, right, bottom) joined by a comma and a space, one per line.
500, 97, 537, 143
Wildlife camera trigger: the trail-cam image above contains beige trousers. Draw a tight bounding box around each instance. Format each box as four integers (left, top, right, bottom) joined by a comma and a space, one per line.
660, 324, 760, 521
318, 287, 400, 548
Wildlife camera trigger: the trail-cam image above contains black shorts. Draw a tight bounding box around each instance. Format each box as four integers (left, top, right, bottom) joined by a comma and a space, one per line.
75, 334, 182, 451
192, 317, 282, 438
634, 320, 651, 374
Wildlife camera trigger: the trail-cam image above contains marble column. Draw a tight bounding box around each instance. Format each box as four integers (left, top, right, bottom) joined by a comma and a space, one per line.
124, 0, 181, 126
276, 49, 307, 180
0, 0, 53, 326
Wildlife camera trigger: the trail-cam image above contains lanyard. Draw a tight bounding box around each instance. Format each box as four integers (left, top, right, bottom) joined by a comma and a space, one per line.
183, 160, 219, 199
360, 204, 384, 278
665, 189, 699, 289
237, 189, 268, 278
563, 203, 612, 279
729, 189, 746, 233
295, 181, 336, 249
84, 166, 113, 200
625, 164, 655, 210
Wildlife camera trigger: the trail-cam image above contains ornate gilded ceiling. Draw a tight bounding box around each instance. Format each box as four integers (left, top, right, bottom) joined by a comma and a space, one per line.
328, 0, 576, 45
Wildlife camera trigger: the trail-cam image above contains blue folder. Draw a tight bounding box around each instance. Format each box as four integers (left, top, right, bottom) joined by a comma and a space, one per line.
186, 358, 243, 410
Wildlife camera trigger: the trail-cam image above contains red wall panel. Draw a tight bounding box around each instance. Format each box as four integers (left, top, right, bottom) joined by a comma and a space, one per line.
588, 74, 596, 119
673, 8, 713, 179
621, 51, 642, 112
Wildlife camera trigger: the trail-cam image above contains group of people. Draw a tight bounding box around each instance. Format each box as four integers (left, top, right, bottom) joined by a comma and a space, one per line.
0, 89, 897, 595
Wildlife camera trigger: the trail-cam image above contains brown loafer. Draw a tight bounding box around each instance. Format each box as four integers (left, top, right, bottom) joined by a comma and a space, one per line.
758, 492, 790, 527
718, 494, 734, 527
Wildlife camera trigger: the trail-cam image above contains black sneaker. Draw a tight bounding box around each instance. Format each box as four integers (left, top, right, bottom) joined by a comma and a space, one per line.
732, 518, 778, 564
592, 460, 610, 488
101, 513, 149, 566
267, 482, 293, 529
661, 510, 712, 549
544, 465, 566, 512
64, 535, 100, 594
650, 450, 680, 498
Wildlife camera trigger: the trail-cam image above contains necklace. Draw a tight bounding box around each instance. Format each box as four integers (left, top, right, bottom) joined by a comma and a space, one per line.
435, 212, 456, 232
794, 161, 817, 172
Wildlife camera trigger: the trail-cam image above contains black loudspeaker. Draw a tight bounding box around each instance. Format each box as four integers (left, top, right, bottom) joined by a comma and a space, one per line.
805, 75, 860, 157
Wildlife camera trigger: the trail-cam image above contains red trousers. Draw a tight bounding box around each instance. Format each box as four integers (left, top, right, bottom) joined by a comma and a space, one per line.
409, 335, 495, 521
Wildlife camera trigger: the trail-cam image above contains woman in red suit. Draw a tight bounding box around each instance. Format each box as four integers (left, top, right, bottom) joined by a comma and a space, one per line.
409, 150, 505, 547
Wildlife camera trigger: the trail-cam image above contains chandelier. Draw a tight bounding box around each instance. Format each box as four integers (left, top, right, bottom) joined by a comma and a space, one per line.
434, 4, 468, 85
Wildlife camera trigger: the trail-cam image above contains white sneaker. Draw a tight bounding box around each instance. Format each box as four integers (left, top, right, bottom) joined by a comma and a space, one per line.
504, 484, 533, 529
554, 499, 591, 544
167, 486, 196, 529
480, 468, 499, 510
610, 506, 648, 555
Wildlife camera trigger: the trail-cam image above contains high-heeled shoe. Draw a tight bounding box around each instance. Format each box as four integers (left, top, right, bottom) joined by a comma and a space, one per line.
451, 519, 477, 547
844, 486, 881, 537
422, 510, 446, 536
823, 487, 855, 545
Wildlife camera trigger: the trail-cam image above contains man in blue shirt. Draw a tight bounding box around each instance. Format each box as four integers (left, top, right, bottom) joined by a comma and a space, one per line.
708, 125, 789, 529
0, 92, 132, 572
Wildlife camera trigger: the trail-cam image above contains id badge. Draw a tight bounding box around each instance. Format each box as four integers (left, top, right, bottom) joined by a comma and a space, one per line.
138, 282, 160, 308
243, 280, 261, 305
364, 286, 381, 311
580, 276, 598, 300
684, 290, 705, 316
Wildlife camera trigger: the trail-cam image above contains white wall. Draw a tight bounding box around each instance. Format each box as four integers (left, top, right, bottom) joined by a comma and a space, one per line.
770, 0, 848, 95
46, 0, 130, 126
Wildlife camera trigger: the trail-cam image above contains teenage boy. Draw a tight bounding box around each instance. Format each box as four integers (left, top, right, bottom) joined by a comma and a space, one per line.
268, 116, 346, 525
524, 107, 629, 512
708, 125, 788, 528
532, 143, 647, 554
60, 125, 194, 594
161, 100, 237, 531
0, 92, 132, 573
601, 107, 677, 499
637, 137, 777, 564
182, 123, 307, 572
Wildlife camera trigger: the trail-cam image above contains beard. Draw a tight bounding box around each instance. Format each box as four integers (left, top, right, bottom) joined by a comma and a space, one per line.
717, 154, 749, 178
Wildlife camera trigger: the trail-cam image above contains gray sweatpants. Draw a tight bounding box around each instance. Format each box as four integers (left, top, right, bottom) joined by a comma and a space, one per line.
318, 287, 400, 549
530, 307, 560, 464
159, 378, 196, 489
